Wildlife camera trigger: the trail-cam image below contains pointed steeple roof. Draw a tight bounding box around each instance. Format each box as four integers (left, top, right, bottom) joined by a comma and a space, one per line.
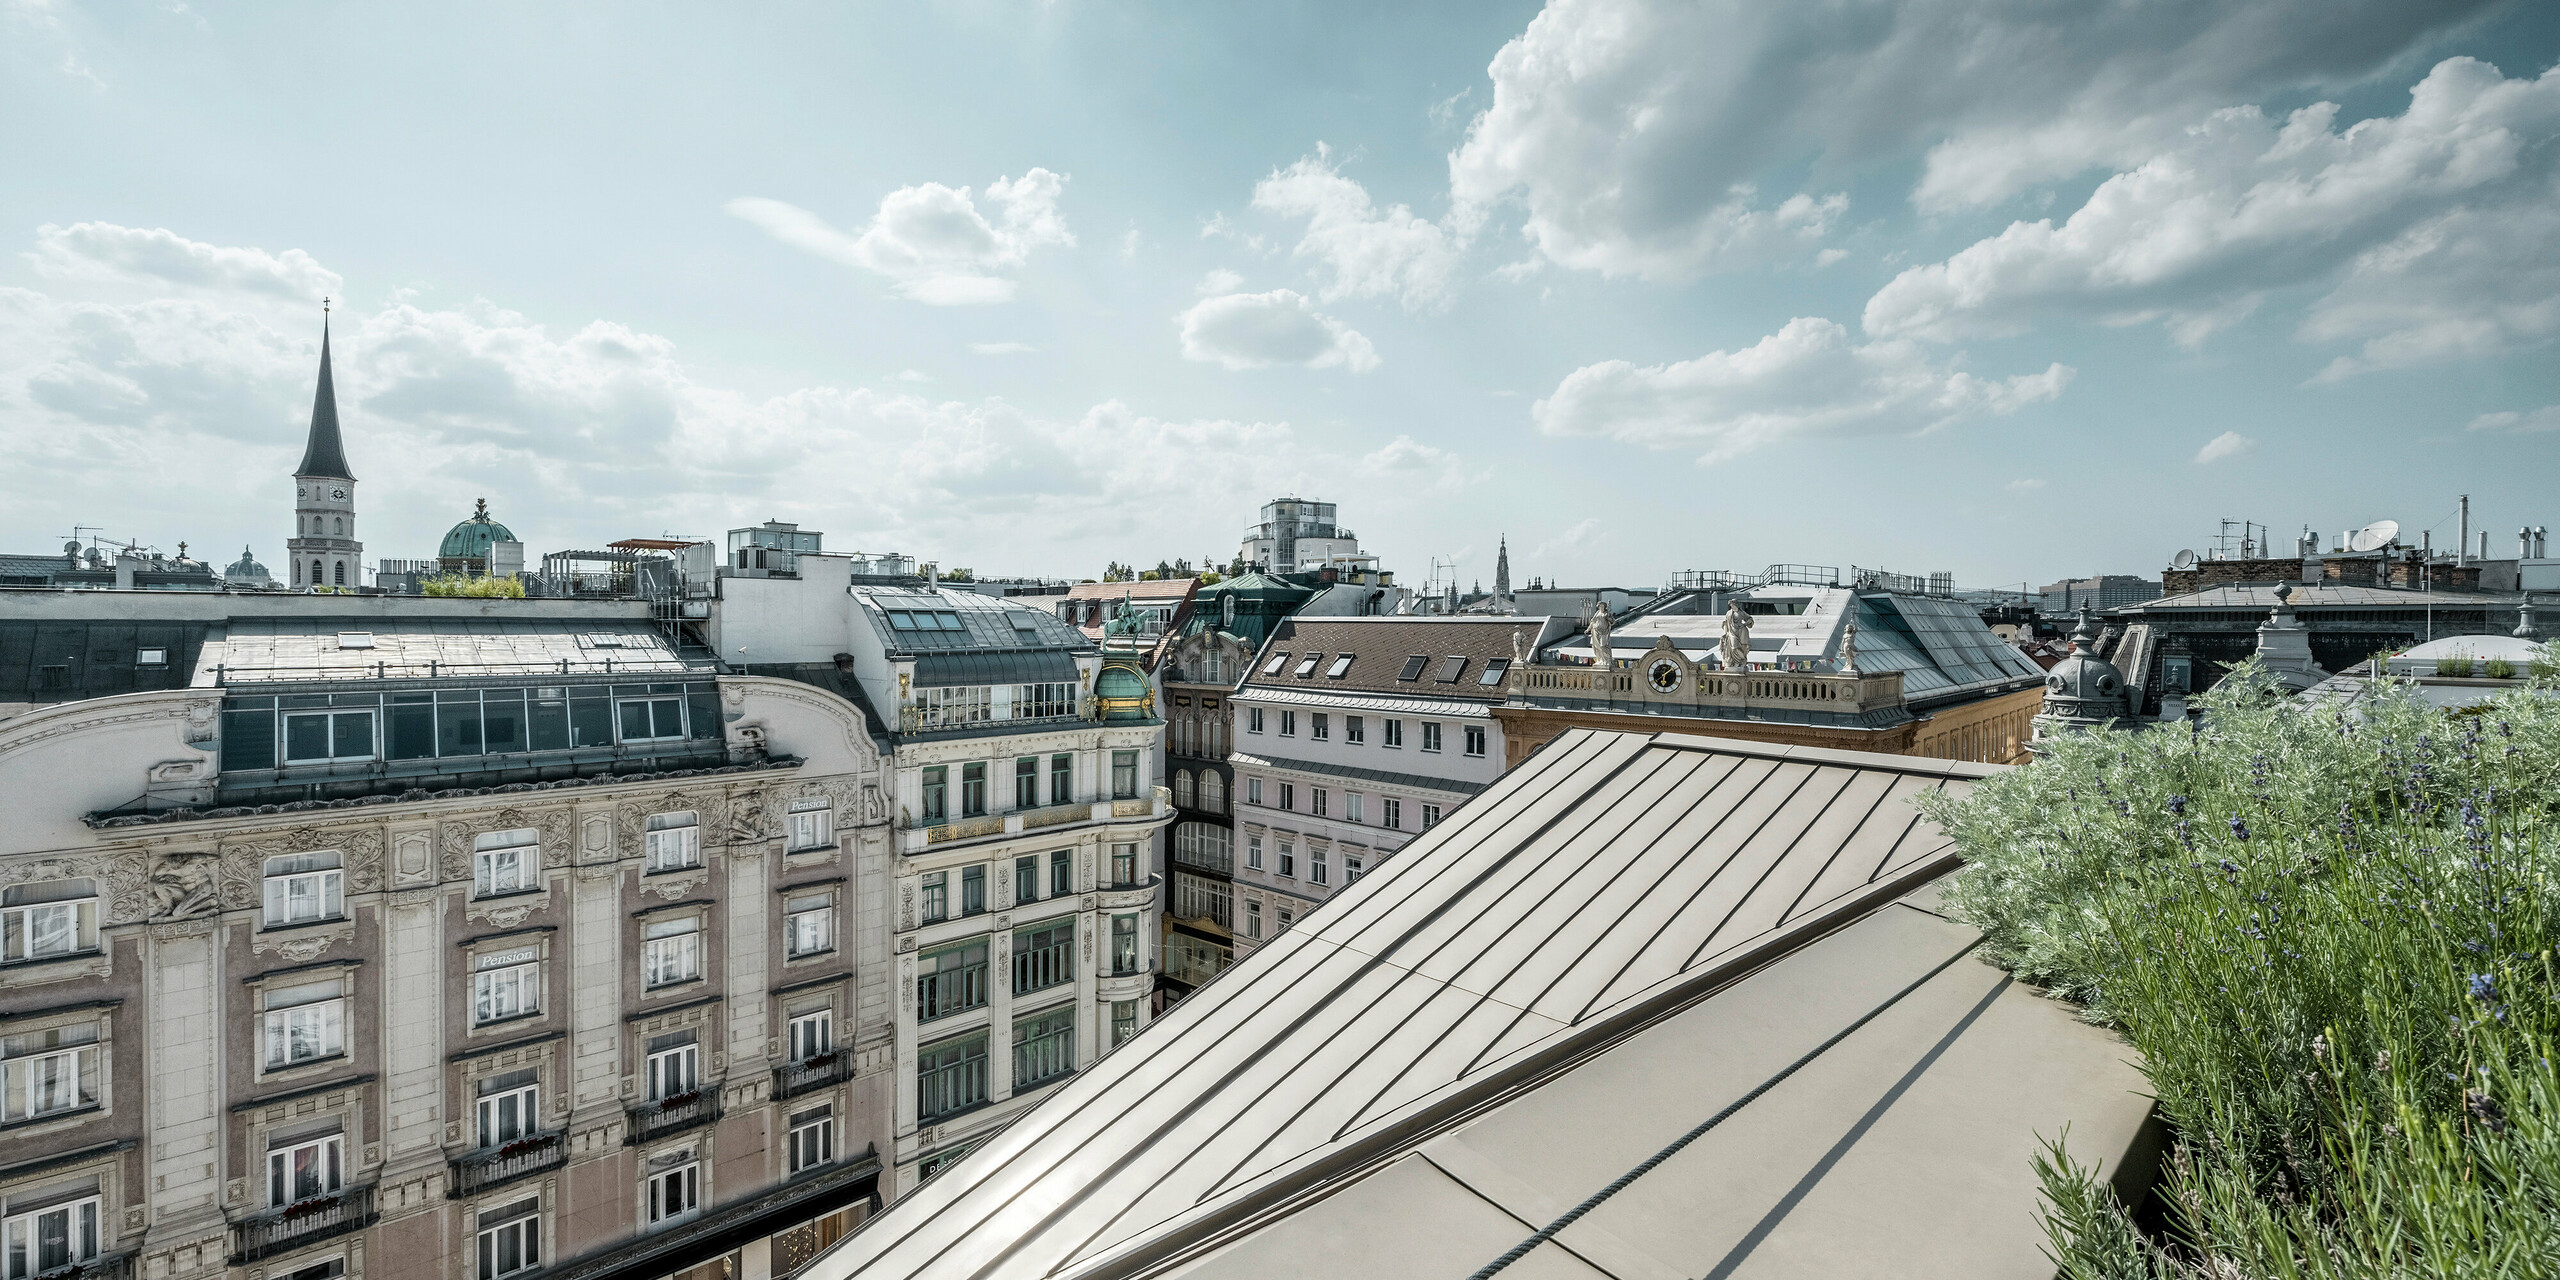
295, 313, 355, 480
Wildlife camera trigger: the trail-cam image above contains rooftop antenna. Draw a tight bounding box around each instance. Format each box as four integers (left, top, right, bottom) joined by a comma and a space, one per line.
2346, 520, 2398, 553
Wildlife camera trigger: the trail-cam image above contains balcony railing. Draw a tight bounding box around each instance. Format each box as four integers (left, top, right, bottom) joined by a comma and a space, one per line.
233, 1185, 375, 1263
625, 1090, 722, 1145
773, 1051, 855, 1100
1509, 663, 1904, 715
448, 1132, 566, 1199
22, 1254, 132, 1280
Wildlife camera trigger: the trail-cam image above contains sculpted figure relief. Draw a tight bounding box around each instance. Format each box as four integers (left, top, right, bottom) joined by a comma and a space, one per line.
148, 851, 223, 920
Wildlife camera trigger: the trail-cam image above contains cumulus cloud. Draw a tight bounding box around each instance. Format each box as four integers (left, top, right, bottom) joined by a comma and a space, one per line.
1530, 317, 2070, 464
1177, 290, 1379, 373
1196, 268, 1243, 296
1448, 0, 2491, 276
1252, 145, 1465, 310
1864, 59, 2560, 356
2194, 431, 2255, 463
1359, 433, 1476, 489
2467, 405, 2560, 434
29, 222, 342, 299
725, 168, 1072, 304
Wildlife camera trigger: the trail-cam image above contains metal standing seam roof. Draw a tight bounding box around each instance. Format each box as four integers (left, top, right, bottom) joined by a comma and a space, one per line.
190, 618, 698, 681
2136, 583, 2510, 610
1228, 685, 1493, 719
810, 730, 2044, 1280
855, 588, 1096, 655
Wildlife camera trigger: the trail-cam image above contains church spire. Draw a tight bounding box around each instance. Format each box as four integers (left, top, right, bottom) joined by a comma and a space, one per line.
1494, 535, 1511, 599
295, 303, 355, 481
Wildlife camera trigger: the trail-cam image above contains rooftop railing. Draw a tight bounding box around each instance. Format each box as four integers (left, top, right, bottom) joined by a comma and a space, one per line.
1510, 663, 1904, 715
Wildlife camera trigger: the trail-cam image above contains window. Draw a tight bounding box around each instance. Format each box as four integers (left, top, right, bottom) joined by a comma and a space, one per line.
1247, 777, 1264, 806
1111, 1000, 1138, 1047
1008, 682, 1077, 720
476, 1069, 538, 1146
1397, 654, 1428, 681
884, 609, 965, 633
2, 1196, 98, 1280
921, 766, 948, 824
1422, 803, 1443, 830
789, 1009, 833, 1062
1326, 654, 1353, 678
267, 1132, 344, 1207
1346, 854, 1365, 884
1049, 754, 1073, 805
1479, 657, 1512, 686
1247, 707, 1264, 734
1172, 823, 1233, 874
2, 1022, 99, 1122
645, 1153, 699, 1224
916, 1033, 989, 1122
1435, 655, 1468, 683
1111, 843, 1139, 887
618, 695, 687, 743
786, 892, 834, 957
961, 865, 986, 916
473, 830, 539, 898
1278, 710, 1296, 737
1015, 757, 1039, 809
646, 1034, 699, 1100
1464, 725, 1487, 757
1261, 651, 1290, 676
1310, 788, 1328, 818
788, 1105, 835, 1174
1345, 792, 1364, 824
278, 1258, 344, 1280
1111, 915, 1139, 975
1278, 782, 1295, 812
1310, 713, 1328, 741
1277, 842, 1296, 878
1050, 849, 1071, 897
920, 871, 948, 923
136, 647, 168, 667
1311, 848, 1330, 885
1013, 1006, 1074, 1088
1277, 908, 1295, 932
916, 940, 988, 1021
643, 917, 702, 988
961, 763, 988, 817
1246, 835, 1264, 870
644, 811, 700, 872
282, 705, 375, 764
1112, 751, 1139, 799
472, 951, 540, 1025
1173, 769, 1195, 808
261, 977, 345, 1069
786, 799, 833, 852
1245, 901, 1262, 938
259, 852, 344, 927
1422, 722, 1443, 753
1199, 771, 1227, 812
1383, 719, 1404, 749
1383, 798, 1403, 830
475, 1197, 540, 1280
1345, 715, 1364, 745
1013, 920, 1074, 995
911, 685, 992, 730
1014, 855, 1040, 904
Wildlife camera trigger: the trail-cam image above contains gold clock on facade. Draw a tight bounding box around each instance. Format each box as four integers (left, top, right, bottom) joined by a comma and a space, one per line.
1647, 659, 1682, 693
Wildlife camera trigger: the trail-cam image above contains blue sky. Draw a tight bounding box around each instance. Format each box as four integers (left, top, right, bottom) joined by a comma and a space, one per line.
4, 1, 2557, 592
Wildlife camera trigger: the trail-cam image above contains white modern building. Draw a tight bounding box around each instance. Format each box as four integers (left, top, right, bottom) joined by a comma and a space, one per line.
1238, 498, 1375, 576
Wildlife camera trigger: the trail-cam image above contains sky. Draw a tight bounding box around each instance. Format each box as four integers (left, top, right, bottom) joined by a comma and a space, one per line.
4, 0, 2558, 595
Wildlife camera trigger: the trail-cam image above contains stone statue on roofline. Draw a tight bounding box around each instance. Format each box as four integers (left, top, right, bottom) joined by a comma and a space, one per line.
1587, 599, 1613, 670
1720, 597, 1754, 673
1838, 620, 1858, 675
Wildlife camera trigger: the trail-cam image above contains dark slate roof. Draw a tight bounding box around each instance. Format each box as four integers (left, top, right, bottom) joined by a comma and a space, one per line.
912, 649, 1081, 689
852, 586, 1093, 656
0, 619, 211, 712
1244, 616, 1549, 701
295, 321, 355, 481
804, 732, 2153, 1279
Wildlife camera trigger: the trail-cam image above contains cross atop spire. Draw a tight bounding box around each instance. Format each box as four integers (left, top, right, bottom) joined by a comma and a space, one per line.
295, 309, 355, 481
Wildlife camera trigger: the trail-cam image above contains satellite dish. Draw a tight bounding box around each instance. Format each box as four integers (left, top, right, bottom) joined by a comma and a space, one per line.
2171, 549, 2197, 570
62, 540, 82, 557
2347, 520, 2399, 553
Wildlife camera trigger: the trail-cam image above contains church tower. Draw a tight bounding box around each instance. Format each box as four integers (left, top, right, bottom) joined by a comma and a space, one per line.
1494, 535, 1511, 600
285, 308, 361, 589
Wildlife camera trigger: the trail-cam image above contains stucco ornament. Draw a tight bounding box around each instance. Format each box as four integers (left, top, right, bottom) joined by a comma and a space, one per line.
148, 851, 223, 920
1720, 599, 1754, 673
727, 792, 768, 844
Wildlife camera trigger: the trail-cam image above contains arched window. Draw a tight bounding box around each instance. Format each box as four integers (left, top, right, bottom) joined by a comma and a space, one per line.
1173, 770, 1195, 808
311, 560, 324, 586
1198, 771, 1226, 813
333, 517, 344, 536
332, 561, 346, 586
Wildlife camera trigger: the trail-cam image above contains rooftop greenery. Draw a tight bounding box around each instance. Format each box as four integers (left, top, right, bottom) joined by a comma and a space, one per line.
1921, 660, 2560, 1277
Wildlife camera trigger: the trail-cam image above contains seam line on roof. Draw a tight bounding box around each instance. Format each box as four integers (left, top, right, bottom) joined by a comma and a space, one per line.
1420, 1153, 1631, 1280
1675, 766, 1861, 972
1465, 936, 1989, 1280
1767, 771, 1903, 927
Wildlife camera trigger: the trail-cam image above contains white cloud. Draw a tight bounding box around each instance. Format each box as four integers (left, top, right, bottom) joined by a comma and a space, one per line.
1196, 268, 1244, 296
1530, 316, 2070, 464
1359, 433, 1475, 489
1532, 517, 1601, 559
725, 168, 1073, 305
895, 369, 931, 383
1252, 145, 1464, 310
29, 222, 341, 300
968, 342, 1036, 356
1449, 0, 2492, 277
1177, 290, 1379, 373
2467, 405, 2560, 434
1198, 212, 1269, 255
2005, 478, 2047, 493
1864, 59, 2560, 354
2194, 431, 2255, 463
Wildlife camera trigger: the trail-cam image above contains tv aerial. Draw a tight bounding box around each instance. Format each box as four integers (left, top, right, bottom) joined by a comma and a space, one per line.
2346, 520, 2399, 553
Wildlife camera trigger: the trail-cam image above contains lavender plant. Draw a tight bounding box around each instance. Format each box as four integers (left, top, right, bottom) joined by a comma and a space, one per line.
1918, 659, 2560, 1277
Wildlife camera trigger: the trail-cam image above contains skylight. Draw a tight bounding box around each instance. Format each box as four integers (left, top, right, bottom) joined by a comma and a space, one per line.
1397, 654, 1428, 681
1479, 657, 1510, 685
337, 632, 376, 650
1435, 655, 1468, 683
1263, 651, 1291, 675
1326, 654, 1354, 678
1293, 655, 1321, 677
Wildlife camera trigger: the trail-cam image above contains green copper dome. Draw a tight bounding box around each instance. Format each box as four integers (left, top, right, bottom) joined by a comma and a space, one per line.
1094, 661, 1153, 723
439, 498, 517, 560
